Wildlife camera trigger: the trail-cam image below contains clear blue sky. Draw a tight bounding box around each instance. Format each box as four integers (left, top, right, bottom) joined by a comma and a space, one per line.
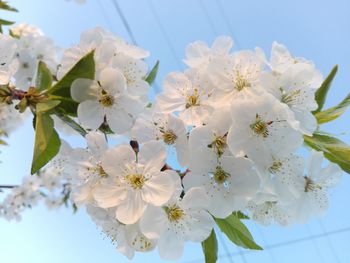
1, 0, 350, 262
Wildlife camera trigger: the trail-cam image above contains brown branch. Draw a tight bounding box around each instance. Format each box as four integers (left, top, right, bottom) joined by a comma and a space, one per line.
0, 185, 18, 189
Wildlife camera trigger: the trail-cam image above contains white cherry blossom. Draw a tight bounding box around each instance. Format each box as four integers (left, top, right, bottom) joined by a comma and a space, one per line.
184, 154, 260, 218
131, 112, 189, 167
71, 67, 144, 133
94, 141, 178, 224
227, 91, 303, 167
140, 187, 215, 260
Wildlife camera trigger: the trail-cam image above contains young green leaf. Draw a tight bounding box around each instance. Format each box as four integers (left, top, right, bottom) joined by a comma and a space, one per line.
36, 61, 53, 91
145, 60, 159, 85
49, 50, 95, 97
36, 100, 61, 113
201, 230, 218, 263
31, 113, 61, 174
313, 65, 338, 113
215, 213, 262, 250
315, 93, 350, 124
304, 133, 350, 174
233, 211, 249, 220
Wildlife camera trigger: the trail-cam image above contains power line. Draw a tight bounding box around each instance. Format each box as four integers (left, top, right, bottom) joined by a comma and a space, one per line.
318, 220, 341, 263
110, 0, 138, 45
96, 0, 116, 33
186, 226, 350, 263
198, 0, 219, 36
214, 0, 241, 49
146, 0, 183, 70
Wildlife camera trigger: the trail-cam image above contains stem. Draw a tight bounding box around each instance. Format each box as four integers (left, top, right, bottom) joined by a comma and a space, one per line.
0, 185, 18, 189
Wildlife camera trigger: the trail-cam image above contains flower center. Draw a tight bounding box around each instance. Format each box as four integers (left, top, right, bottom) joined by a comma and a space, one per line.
304, 176, 322, 192
269, 161, 283, 174
281, 89, 301, 106
166, 204, 185, 222
234, 73, 251, 91
125, 173, 146, 190
185, 89, 200, 108
209, 135, 227, 156
250, 114, 272, 138
99, 90, 114, 107
87, 165, 108, 177
213, 166, 230, 184
162, 130, 177, 145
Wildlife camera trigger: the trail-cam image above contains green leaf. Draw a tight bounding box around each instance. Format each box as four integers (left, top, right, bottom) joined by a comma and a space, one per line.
314, 65, 338, 113
201, 230, 218, 263
36, 61, 53, 91
53, 108, 87, 137
49, 51, 95, 97
145, 60, 159, 85
31, 113, 61, 174
0, 2, 18, 12
0, 18, 15, 25
304, 133, 350, 174
215, 213, 262, 250
315, 93, 350, 124
233, 211, 249, 220
36, 100, 61, 113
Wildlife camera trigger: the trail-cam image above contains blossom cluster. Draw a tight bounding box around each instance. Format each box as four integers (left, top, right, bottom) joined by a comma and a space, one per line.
38, 33, 342, 259
0, 25, 344, 261
0, 163, 71, 221
0, 23, 59, 137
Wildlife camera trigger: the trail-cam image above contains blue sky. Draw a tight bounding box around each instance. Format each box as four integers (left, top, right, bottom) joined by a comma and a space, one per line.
1, 0, 350, 262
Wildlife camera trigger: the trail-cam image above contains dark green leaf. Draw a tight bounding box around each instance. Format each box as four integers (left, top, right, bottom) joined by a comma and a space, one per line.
304, 133, 350, 174
53, 108, 87, 137
201, 230, 218, 263
36, 61, 53, 91
315, 93, 350, 124
145, 60, 159, 85
0, 18, 15, 25
49, 50, 95, 97
31, 113, 61, 174
215, 213, 262, 250
314, 65, 338, 113
0, 2, 18, 12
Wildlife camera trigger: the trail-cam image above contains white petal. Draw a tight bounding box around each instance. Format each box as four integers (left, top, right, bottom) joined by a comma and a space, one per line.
140, 205, 168, 239
158, 230, 185, 260
106, 108, 134, 134
99, 67, 126, 95
86, 132, 108, 157
142, 171, 175, 206
101, 145, 135, 176
71, 78, 98, 102
116, 191, 147, 224
139, 140, 167, 171
181, 187, 209, 210
93, 181, 126, 208
186, 210, 214, 242
77, 100, 104, 130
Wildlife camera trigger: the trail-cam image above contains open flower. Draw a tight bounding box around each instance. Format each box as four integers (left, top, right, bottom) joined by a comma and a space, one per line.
140, 187, 215, 260
93, 141, 179, 224
71, 67, 143, 133
227, 91, 303, 167
156, 71, 214, 126
131, 112, 189, 167
184, 154, 260, 218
